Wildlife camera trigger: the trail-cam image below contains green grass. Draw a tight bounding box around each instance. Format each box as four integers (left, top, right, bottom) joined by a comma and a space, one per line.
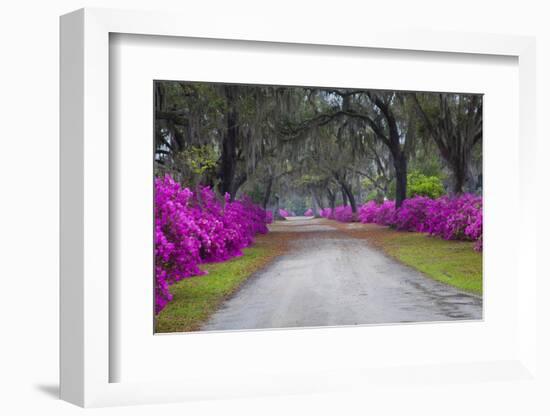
368, 229, 482, 295
155, 238, 283, 333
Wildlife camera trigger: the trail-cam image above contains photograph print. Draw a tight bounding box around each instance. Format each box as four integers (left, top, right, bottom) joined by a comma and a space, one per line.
154, 81, 483, 333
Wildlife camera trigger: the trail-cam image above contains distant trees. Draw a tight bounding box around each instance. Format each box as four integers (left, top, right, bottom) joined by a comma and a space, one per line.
154, 81, 482, 214
280, 89, 418, 208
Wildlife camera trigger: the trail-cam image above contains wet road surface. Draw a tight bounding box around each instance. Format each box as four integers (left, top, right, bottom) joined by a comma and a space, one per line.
201, 218, 482, 331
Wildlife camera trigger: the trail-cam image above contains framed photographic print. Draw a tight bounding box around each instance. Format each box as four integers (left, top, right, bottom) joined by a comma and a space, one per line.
151, 79, 483, 334
60, 7, 538, 408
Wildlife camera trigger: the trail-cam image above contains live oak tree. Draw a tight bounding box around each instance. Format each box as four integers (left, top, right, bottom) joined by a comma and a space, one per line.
154, 81, 482, 213
280, 89, 417, 208
413, 93, 482, 194
155, 82, 282, 200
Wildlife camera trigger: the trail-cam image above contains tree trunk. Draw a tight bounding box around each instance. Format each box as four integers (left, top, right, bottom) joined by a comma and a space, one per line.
451, 159, 466, 195
368, 93, 408, 209
311, 193, 318, 215
327, 189, 336, 215
263, 177, 273, 209
341, 182, 357, 214
219, 86, 239, 198
274, 195, 284, 220
229, 173, 247, 199
341, 186, 348, 206
314, 192, 324, 212
394, 153, 407, 208
344, 185, 357, 214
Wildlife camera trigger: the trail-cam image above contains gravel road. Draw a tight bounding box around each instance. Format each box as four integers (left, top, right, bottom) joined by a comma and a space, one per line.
201, 218, 482, 331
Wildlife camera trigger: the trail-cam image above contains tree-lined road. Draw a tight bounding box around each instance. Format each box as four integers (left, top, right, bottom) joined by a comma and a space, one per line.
201, 218, 482, 331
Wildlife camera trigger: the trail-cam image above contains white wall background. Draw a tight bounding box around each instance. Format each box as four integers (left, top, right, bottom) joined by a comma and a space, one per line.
1, 1, 548, 415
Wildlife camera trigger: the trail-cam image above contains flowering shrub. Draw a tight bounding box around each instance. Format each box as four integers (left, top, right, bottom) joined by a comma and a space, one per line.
357, 201, 396, 226
356, 194, 482, 251
373, 201, 397, 226
333, 205, 355, 222
319, 208, 334, 219
155, 175, 270, 313
279, 208, 290, 218
155, 178, 204, 313
319, 206, 357, 222
465, 209, 483, 251
304, 208, 314, 216
423, 194, 482, 242
393, 196, 432, 232
358, 201, 378, 223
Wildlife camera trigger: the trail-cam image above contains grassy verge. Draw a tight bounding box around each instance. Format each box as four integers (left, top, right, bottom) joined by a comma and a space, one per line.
155, 232, 287, 333
337, 223, 482, 295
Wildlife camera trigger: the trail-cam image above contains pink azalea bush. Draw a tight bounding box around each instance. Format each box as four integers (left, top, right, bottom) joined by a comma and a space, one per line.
427, 195, 482, 243
279, 208, 291, 218
357, 201, 378, 223
357, 194, 482, 251
304, 208, 314, 216
358, 201, 396, 226
155, 175, 270, 313
465, 206, 483, 251
333, 205, 355, 222
319, 207, 334, 219
319, 206, 358, 222
373, 201, 397, 226
393, 196, 432, 232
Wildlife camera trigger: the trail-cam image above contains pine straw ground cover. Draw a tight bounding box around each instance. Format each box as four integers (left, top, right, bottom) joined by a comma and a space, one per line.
155, 230, 291, 333
333, 221, 482, 296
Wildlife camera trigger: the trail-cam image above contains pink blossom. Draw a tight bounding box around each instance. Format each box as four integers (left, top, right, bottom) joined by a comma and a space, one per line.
155, 175, 270, 314
356, 194, 482, 251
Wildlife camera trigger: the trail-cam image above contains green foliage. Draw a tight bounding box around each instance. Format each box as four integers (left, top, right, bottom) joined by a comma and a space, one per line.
407, 171, 445, 199
287, 198, 307, 215
246, 183, 265, 204
363, 190, 380, 203
182, 145, 218, 176
298, 174, 325, 186
387, 171, 444, 200
360, 178, 386, 203
408, 152, 444, 178
360, 177, 373, 189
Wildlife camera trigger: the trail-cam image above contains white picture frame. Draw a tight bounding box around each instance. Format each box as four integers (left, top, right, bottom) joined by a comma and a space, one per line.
60, 7, 538, 408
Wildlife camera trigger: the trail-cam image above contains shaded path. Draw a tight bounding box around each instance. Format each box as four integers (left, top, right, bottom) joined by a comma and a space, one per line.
201, 218, 482, 331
